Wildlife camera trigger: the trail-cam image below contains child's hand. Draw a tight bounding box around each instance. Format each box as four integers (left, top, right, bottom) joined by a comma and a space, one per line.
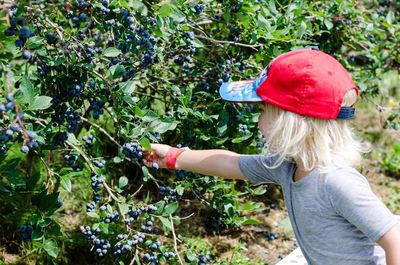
143, 144, 171, 169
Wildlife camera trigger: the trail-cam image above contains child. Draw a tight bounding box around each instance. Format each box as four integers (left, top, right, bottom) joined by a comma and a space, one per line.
143, 49, 400, 264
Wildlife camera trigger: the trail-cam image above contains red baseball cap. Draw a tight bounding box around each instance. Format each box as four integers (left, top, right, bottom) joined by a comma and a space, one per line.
219, 49, 358, 119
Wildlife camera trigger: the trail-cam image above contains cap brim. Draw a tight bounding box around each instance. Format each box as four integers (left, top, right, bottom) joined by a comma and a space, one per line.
219, 80, 263, 103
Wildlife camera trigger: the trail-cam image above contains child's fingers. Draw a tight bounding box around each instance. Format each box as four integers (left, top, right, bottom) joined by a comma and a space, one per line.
143, 159, 153, 167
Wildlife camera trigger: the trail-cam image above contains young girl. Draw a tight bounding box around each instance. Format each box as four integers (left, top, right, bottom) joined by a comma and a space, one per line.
143, 49, 400, 265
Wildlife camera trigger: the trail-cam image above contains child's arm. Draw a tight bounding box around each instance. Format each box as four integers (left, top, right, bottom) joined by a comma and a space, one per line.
377, 223, 400, 265
143, 144, 245, 180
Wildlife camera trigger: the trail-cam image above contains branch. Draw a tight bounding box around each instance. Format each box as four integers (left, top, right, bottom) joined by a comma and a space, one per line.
65, 140, 121, 203
79, 116, 121, 147
195, 35, 263, 50
170, 215, 184, 265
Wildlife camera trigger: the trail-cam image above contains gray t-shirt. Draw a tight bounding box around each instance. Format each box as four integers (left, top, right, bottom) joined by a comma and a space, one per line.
239, 154, 399, 265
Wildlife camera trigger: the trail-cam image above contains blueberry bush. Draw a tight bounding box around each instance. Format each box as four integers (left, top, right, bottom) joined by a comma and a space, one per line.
0, 0, 399, 264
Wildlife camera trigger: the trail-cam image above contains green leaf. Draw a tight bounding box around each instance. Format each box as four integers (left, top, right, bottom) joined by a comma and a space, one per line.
31, 229, 44, 241
118, 176, 128, 189
139, 137, 152, 152
120, 81, 136, 94
134, 106, 144, 117
0, 184, 10, 193
108, 64, 126, 79
297, 21, 307, 38
191, 39, 204, 48
183, 89, 192, 105
118, 203, 129, 215
150, 119, 179, 134
186, 250, 197, 261
99, 223, 109, 234
103, 47, 121, 57
154, 201, 165, 215
232, 133, 253, 143
60, 176, 72, 192
33, 192, 60, 212
113, 156, 123, 163
141, 166, 149, 181
87, 212, 99, 219
26, 36, 44, 49
252, 186, 267, 195
162, 201, 179, 216
158, 216, 172, 231
159, 4, 173, 17
43, 238, 58, 258
217, 112, 228, 136
241, 218, 260, 225
19, 76, 36, 105
324, 19, 333, 30
28, 96, 53, 111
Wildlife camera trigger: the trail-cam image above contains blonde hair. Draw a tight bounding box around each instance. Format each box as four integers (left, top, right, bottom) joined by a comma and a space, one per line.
261, 89, 369, 172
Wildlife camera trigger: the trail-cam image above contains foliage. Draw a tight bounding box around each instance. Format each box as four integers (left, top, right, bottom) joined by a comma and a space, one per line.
374, 144, 400, 178
0, 0, 399, 263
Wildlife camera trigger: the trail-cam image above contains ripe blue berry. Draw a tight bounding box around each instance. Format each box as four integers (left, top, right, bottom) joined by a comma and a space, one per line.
21, 146, 29, 153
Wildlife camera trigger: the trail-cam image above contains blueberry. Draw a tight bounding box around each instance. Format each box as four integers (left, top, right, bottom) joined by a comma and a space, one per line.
21, 146, 29, 153
5, 101, 15, 110
22, 49, 32, 60
46, 33, 57, 44
6, 93, 14, 102
15, 39, 24, 48
19, 27, 33, 40
4, 28, 15, 36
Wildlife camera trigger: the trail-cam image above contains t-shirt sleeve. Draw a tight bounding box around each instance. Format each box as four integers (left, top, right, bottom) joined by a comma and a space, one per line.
238, 154, 295, 185
326, 169, 399, 242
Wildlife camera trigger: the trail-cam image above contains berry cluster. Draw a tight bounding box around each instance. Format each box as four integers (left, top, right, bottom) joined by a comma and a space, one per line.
93, 159, 106, 168
164, 251, 175, 259
54, 131, 68, 146
68, 82, 84, 98
0, 93, 15, 113
143, 252, 159, 264
0, 93, 41, 154
90, 99, 105, 119
140, 218, 157, 233
113, 233, 145, 256
21, 130, 42, 152
93, 238, 111, 257
64, 154, 78, 166
122, 142, 143, 162
102, 211, 120, 223
197, 254, 211, 265
191, 4, 207, 15
82, 135, 94, 147
91, 174, 104, 192
65, 109, 81, 132
175, 170, 190, 180
18, 225, 33, 241
86, 194, 102, 212
81, 225, 100, 240
125, 205, 157, 226
262, 231, 279, 241
159, 185, 180, 202
238, 124, 249, 134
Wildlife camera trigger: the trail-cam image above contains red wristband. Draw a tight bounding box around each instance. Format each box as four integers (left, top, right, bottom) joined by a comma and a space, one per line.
165, 147, 186, 169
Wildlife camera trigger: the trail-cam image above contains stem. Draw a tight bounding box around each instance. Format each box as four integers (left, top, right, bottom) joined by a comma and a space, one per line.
195, 35, 262, 50
79, 116, 121, 148
170, 215, 184, 265
65, 140, 121, 203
